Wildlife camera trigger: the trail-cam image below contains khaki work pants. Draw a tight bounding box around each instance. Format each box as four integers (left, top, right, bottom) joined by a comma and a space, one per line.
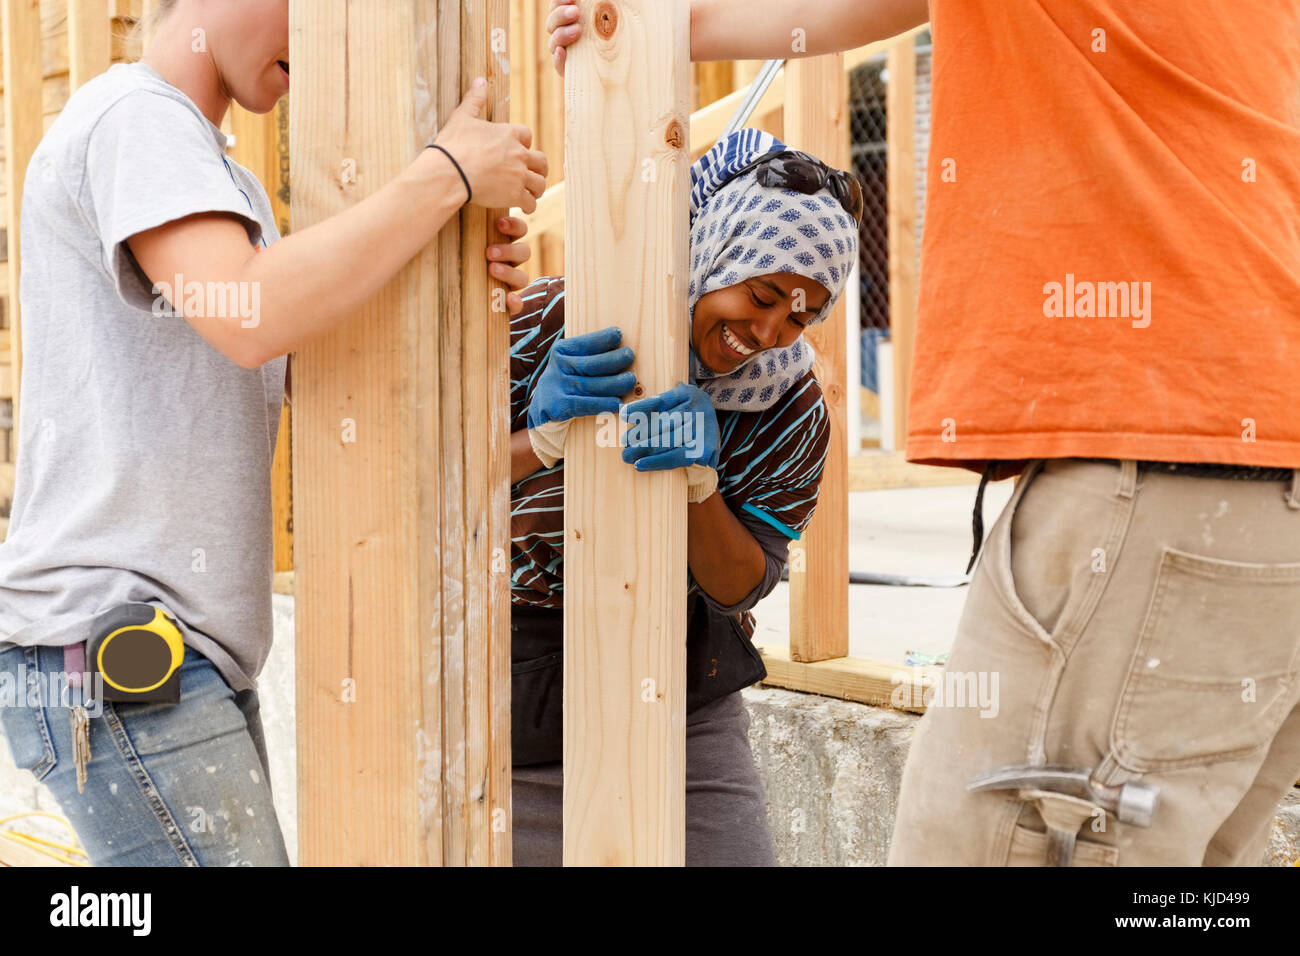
888, 458, 1300, 866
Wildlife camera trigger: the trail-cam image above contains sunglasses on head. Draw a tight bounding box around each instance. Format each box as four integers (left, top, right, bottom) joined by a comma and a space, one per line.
723, 148, 864, 224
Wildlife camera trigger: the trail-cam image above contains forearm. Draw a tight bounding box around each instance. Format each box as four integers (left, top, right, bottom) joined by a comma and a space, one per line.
687, 490, 766, 606
511, 427, 546, 484
690, 0, 928, 61
236, 149, 465, 363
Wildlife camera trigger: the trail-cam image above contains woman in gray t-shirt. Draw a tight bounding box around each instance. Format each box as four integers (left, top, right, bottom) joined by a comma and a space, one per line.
0, 0, 545, 865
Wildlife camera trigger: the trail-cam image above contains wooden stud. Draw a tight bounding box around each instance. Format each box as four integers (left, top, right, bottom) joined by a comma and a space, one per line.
290, 0, 510, 866
887, 34, 917, 454
563, 0, 689, 866
756, 642, 938, 714
68, 0, 111, 91
847, 450, 982, 492
2, 0, 42, 445
692, 61, 733, 113
783, 53, 850, 663
229, 101, 294, 573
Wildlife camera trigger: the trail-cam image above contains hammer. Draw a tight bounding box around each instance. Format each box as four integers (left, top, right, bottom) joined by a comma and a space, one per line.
967, 765, 1159, 866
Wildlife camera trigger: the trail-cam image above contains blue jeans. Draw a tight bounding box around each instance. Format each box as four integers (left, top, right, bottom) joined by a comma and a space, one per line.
0, 642, 290, 866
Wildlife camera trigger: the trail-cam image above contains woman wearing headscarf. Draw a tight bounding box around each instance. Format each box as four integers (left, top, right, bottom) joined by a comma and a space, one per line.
508, 129, 862, 866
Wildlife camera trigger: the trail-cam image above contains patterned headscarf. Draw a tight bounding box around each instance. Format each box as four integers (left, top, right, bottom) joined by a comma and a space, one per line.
687, 129, 859, 412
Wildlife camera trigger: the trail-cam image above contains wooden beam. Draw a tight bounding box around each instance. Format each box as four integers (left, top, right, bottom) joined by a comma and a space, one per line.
0, 832, 79, 866
848, 451, 984, 492
68, 0, 111, 91
692, 60, 733, 112
563, 0, 689, 866
229, 101, 294, 573
783, 53, 850, 663
290, 0, 510, 867
756, 643, 938, 714
887, 34, 917, 452
2, 0, 42, 446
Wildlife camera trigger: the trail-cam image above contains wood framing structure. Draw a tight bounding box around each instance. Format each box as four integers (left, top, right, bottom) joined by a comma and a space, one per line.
783, 52, 850, 663
562, 0, 689, 866
68, 0, 111, 91
290, 0, 511, 866
2, 0, 41, 444
886, 33, 918, 447
228, 100, 293, 572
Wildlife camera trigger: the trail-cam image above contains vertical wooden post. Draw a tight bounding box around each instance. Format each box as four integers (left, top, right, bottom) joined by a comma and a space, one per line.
2, 0, 42, 446
887, 35, 917, 450
563, 0, 689, 866
290, 0, 511, 866
784, 54, 850, 663
229, 101, 293, 573
68, 0, 111, 91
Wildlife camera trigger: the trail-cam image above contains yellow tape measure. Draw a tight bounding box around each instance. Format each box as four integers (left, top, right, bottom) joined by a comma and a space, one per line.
87, 604, 185, 703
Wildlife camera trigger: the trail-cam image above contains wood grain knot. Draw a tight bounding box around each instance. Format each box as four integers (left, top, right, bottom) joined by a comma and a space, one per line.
593, 1, 618, 38
665, 119, 685, 149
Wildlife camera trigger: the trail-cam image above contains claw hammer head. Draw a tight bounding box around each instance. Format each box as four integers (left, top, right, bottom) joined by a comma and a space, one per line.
967, 764, 1159, 827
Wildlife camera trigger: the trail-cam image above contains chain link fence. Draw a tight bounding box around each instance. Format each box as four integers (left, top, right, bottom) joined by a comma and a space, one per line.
847, 36, 931, 393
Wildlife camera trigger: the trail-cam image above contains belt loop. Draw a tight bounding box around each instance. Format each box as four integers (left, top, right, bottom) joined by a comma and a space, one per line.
1286, 470, 1300, 511
1115, 460, 1138, 500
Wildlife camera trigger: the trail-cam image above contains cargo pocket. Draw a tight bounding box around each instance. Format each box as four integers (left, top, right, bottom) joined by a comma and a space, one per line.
511, 651, 563, 766
1111, 547, 1300, 772
0, 647, 58, 782
1006, 823, 1118, 866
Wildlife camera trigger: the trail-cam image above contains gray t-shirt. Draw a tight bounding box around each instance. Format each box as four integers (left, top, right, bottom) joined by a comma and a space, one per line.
0, 61, 286, 692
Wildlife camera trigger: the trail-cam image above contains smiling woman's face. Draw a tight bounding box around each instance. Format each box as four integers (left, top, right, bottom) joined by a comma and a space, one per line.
691, 273, 831, 374
210, 0, 291, 114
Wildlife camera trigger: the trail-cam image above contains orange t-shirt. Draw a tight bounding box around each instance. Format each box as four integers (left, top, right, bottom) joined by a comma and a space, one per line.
906, 0, 1300, 470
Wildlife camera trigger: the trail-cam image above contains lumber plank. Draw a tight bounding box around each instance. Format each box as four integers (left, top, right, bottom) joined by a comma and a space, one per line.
783, 53, 850, 663
755, 642, 938, 715
67, 0, 110, 91
2, 0, 41, 445
0, 833, 78, 866
692, 60, 733, 113
229, 102, 294, 573
563, 0, 689, 866
290, 0, 510, 866
453, 0, 512, 868
848, 450, 983, 492
887, 34, 917, 453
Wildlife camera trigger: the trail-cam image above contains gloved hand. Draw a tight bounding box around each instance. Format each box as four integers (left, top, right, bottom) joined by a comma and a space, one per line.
620, 382, 721, 503
527, 326, 636, 468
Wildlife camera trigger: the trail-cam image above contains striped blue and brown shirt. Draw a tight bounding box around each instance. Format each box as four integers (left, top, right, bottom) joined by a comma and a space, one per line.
510, 276, 830, 639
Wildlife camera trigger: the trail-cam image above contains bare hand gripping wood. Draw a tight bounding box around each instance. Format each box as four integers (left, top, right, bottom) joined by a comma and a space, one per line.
291, 0, 511, 866
563, 0, 690, 866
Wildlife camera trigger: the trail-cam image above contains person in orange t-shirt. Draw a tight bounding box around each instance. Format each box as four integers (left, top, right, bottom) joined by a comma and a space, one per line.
549, 0, 1300, 867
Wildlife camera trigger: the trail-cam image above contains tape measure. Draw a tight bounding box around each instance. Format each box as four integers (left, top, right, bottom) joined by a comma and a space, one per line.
86, 604, 185, 703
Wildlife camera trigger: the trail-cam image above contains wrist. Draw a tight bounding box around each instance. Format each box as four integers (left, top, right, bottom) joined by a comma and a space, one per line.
529, 418, 570, 469
425, 143, 472, 204
407, 146, 469, 216
686, 463, 718, 503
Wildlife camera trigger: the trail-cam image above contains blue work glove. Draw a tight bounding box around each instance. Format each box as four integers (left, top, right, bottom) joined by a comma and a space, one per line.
526, 326, 636, 468
620, 382, 721, 503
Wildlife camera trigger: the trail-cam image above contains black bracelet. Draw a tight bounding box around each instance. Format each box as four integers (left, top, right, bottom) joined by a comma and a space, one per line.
425, 143, 472, 204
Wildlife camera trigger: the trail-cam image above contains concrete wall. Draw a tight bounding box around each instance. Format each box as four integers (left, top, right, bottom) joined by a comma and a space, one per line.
3, 597, 1298, 866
